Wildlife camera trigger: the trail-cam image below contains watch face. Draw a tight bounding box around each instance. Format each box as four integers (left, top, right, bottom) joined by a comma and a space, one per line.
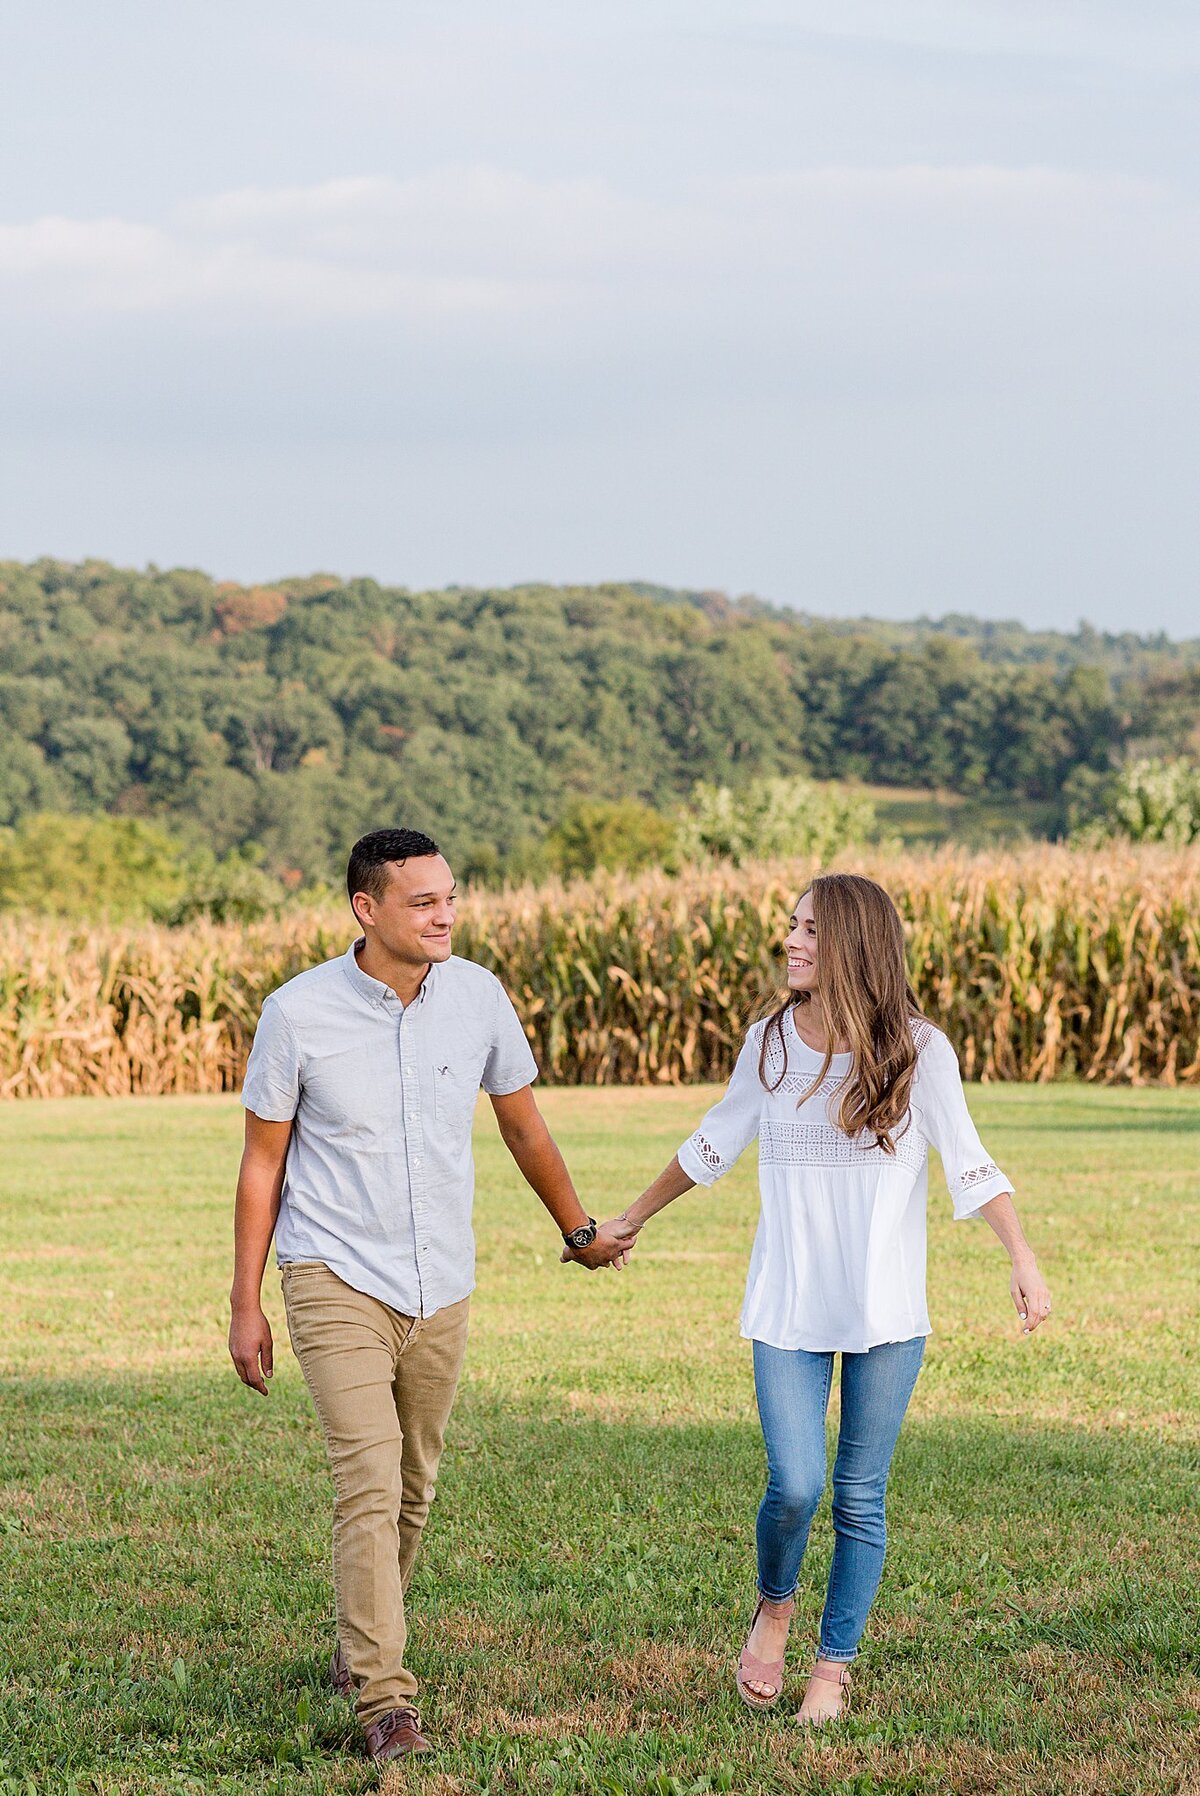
567, 1224, 597, 1249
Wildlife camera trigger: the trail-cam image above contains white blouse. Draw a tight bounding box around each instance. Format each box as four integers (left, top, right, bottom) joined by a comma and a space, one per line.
676, 1009, 1013, 1354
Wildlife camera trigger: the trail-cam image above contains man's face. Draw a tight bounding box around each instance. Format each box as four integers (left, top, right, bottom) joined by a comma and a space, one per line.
354, 854, 457, 965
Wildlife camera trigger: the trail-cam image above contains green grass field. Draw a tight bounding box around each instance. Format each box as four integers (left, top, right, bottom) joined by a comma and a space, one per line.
863, 786, 1059, 849
1, 1086, 1198, 1796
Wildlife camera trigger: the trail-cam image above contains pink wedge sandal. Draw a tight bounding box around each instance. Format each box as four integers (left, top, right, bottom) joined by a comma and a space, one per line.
796, 1659, 851, 1724
735, 1594, 795, 1711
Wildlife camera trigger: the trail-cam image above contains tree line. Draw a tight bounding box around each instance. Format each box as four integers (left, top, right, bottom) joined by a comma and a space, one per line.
0, 559, 1196, 886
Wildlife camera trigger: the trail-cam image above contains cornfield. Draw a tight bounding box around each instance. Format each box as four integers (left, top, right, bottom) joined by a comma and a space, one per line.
1, 847, 1198, 1098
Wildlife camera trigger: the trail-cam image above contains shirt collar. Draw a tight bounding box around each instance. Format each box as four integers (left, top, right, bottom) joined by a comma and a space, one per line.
341, 939, 438, 1008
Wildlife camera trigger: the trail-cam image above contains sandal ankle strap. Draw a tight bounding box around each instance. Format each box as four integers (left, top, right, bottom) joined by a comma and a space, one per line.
756, 1593, 796, 1618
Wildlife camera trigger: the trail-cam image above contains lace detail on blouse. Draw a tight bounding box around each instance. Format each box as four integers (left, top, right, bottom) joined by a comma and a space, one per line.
759, 1118, 927, 1175
764, 1013, 937, 1101
953, 1161, 1002, 1194
788, 1069, 848, 1102
762, 1021, 847, 1101
761, 1020, 786, 1086
689, 1131, 729, 1176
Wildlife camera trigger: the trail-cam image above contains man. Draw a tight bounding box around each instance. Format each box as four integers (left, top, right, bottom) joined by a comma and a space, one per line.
228, 827, 635, 1764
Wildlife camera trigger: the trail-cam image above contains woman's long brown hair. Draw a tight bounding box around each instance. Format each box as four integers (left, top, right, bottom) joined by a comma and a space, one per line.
756, 872, 925, 1152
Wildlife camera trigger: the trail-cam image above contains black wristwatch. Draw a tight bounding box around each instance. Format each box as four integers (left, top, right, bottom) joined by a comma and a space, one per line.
562, 1217, 598, 1252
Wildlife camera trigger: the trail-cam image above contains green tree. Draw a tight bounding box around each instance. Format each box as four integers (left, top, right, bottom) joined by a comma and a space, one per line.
677, 776, 876, 865
1073, 757, 1200, 846
0, 739, 67, 826
156, 850, 287, 926
0, 812, 287, 920
0, 813, 191, 916
544, 799, 679, 877
44, 716, 133, 809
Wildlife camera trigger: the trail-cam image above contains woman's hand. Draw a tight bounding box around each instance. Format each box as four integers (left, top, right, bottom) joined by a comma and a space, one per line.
977, 1194, 1052, 1337
1010, 1255, 1052, 1335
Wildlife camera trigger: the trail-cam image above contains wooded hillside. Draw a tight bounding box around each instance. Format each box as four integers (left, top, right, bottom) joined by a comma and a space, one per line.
1, 559, 1196, 881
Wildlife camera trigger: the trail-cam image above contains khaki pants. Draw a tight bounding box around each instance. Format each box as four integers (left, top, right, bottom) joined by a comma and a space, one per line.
282, 1261, 470, 1724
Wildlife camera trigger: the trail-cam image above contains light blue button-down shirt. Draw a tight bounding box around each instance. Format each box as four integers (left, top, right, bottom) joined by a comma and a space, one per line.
242, 941, 539, 1317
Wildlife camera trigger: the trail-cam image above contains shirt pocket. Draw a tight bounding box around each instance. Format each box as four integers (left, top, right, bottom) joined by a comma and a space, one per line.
432, 1062, 478, 1150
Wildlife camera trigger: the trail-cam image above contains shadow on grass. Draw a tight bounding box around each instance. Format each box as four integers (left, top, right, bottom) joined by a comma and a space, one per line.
1, 1373, 1198, 1792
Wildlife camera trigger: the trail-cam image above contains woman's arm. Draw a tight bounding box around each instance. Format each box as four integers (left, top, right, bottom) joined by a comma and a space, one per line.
977, 1190, 1052, 1334
586, 1024, 767, 1258
915, 1029, 1052, 1336
565, 1157, 696, 1265
625, 1155, 697, 1229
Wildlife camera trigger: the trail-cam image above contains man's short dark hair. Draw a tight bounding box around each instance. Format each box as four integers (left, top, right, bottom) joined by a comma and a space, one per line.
347, 828, 441, 906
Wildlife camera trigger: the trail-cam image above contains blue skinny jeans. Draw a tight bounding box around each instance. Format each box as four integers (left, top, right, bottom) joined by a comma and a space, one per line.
753, 1334, 925, 1662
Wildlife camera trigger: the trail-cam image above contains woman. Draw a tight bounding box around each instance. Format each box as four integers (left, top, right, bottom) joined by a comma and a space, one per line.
608, 873, 1051, 1723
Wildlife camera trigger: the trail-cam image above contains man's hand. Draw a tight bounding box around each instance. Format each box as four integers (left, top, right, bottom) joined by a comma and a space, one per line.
229, 1303, 274, 1395
560, 1214, 640, 1271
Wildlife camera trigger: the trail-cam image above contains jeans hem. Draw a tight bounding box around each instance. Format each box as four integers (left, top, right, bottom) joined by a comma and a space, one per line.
816, 1647, 858, 1664
756, 1581, 799, 1605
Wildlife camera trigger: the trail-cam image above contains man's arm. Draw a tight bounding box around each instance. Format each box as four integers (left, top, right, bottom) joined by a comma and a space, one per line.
489, 1085, 637, 1270
228, 1111, 292, 1394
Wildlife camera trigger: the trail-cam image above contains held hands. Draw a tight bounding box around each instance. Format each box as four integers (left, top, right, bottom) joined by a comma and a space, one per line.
1011, 1255, 1052, 1335
560, 1214, 641, 1271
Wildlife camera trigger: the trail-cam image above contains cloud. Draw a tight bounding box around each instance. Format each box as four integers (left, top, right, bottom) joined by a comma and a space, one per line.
183, 167, 663, 285
0, 196, 572, 323
2, 162, 1194, 338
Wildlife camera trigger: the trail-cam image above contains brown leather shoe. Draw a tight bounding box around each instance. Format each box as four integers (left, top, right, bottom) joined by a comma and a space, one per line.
362, 1706, 433, 1762
329, 1641, 353, 1701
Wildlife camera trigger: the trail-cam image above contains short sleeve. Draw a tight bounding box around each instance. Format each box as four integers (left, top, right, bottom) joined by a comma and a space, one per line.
913, 1028, 1013, 1220
241, 995, 302, 1122
676, 1025, 765, 1188
482, 980, 540, 1095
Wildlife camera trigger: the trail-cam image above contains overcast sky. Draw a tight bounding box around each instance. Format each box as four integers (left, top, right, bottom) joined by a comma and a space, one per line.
2, 2, 1197, 632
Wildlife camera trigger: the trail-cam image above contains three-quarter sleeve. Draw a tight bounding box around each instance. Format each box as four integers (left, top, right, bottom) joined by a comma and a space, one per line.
241, 995, 302, 1122
913, 1027, 1013, 1219
677, 1023, 765, 1188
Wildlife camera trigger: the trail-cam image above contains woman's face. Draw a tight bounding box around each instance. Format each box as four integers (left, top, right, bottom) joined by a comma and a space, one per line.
783, 890, 819, 993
